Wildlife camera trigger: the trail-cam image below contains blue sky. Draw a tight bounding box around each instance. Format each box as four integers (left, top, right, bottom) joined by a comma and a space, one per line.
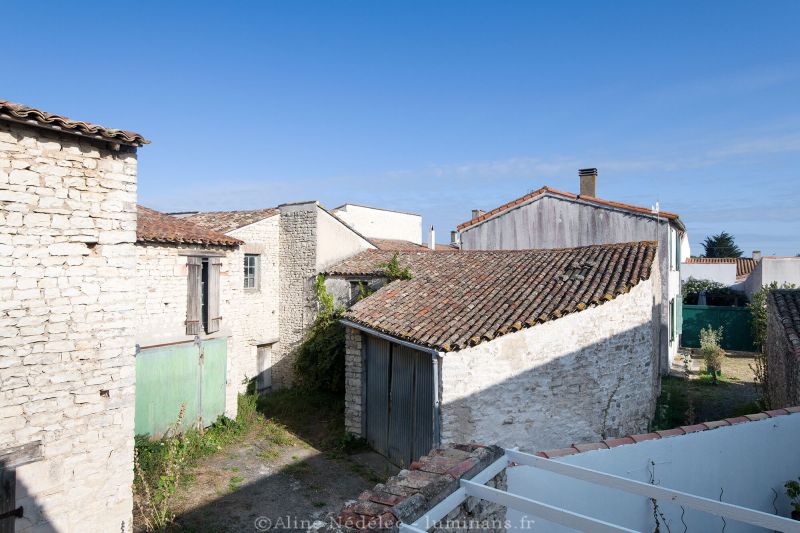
3, 1, 799, 255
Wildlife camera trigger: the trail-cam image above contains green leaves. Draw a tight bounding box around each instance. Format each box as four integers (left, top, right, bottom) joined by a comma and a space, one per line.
701, 231, 743, 258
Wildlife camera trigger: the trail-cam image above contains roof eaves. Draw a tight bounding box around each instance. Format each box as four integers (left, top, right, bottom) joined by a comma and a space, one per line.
0, 100, 149, 147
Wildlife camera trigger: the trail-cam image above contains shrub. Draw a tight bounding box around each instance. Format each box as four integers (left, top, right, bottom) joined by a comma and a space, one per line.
681, 277, 745, 306
380, 253, 412, 281
293, 274, 346, 393
700, 326, 725, 382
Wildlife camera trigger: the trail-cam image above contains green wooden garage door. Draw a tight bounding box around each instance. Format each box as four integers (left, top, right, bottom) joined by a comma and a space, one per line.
135, 337, 227, 437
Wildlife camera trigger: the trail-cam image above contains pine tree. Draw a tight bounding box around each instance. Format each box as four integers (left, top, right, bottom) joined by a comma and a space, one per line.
701, 232, 743, 258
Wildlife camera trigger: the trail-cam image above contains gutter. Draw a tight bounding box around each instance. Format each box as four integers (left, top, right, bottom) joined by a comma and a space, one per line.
339, 319, 442, 356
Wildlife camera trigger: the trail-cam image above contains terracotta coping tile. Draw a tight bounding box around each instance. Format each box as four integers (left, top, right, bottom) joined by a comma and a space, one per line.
629, 432, 661, 443
680, 423, 709, 434
603, 437, 636, 448
703, 420, 731, 430
655, 428, 686, 438
785, 406, 800, 414
724, 416, 750, 425
764, 409, 790, 417
572, 442, 610, 453
744, 413, 770, 421
541, 447, 580, 458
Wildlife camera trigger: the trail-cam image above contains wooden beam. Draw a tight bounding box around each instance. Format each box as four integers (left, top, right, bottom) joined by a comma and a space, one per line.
0, 441, 43, 469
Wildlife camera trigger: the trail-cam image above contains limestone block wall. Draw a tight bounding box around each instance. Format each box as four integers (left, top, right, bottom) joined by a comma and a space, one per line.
440, 275, 660, 452
0, 122, 138, 532
276, 203, 318, 389
344, 327, 363, 435
134, 242, 248, 418
227, 215, 280, 392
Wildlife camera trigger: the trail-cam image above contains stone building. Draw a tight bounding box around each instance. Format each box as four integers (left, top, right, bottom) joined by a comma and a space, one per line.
184, 201, 374, 389
328, 241, 661, 467
0, 100, 146, 532
135, 206, 255, 430
456, 169, 688, 372
767, 289, 800, 408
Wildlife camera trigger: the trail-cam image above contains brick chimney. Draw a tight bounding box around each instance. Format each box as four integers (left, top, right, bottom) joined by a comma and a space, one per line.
579, 168, 598, 197
752, 250, 762, 261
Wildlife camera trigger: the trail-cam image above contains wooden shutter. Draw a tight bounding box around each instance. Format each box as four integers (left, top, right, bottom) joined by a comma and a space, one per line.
207, 257, 222, 333
186, 256, 203, 335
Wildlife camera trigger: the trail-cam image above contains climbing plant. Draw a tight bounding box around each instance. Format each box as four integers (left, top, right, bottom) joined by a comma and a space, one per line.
293, 274, 346, 393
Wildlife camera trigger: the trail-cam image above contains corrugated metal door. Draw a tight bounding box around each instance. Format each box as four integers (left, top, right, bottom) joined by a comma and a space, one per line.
365, 336, 390, 456
412, 350, 434, 461
365, 335, 435, 467
388, 345, 415, 466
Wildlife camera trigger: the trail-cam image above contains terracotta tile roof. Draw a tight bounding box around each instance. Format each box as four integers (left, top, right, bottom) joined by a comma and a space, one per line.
770, 289, 800, 357
137, 206, 242, 246
370, 238, 430, 252
456, 186, 681, 231
0, 100, 148, 146
535, 406, 800, 459
182, 208, 279, 234
370, 239, 459, 252
338, 241, 657, 352
683, 257, 758, 278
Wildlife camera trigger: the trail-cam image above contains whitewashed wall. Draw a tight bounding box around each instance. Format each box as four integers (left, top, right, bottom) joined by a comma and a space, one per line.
681, 262, 738, 286
332, 203, 422, 244
439, 273, 660, 452
506, 413, 800, 532
0, 121, 138, 532
745, 258, 800, 296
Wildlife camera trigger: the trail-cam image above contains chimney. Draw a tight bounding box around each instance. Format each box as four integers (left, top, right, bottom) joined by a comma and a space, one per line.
450, 230, 459, 246
752, 250, 762, 261
471, 209, 485, 219
579, 168, 598, 197
428, 226, 435, 250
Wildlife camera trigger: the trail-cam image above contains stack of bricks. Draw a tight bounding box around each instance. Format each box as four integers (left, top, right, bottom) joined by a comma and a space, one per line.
337, 444, 505, 532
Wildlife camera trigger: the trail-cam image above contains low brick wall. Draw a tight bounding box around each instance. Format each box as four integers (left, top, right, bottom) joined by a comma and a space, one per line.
337, 444, 506, 532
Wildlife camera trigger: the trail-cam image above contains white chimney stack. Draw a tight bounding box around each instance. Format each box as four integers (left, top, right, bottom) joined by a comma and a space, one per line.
429, 226, 435, 250
752, 250, 762, 261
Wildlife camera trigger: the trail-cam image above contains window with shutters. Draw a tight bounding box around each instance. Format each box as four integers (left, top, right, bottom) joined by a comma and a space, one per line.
244, 254, 259, 290
186, 255, 222, 335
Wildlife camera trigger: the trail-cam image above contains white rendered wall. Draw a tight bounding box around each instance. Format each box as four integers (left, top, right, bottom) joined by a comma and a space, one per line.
506, 414, 800, 532
316, 206, 374, 272
680, 263, 737, 286
332, 203, 422, 244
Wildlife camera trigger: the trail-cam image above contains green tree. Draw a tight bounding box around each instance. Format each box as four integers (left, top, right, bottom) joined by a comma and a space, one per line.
701, 231, 743, 258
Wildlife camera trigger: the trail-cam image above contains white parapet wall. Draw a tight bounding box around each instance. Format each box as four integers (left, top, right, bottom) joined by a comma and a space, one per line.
506, 412, 800, 532
331, 203, 422, 244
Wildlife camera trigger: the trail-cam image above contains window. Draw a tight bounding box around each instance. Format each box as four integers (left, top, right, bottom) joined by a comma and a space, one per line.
187, 255, 221, 335
244, 254, 259, 290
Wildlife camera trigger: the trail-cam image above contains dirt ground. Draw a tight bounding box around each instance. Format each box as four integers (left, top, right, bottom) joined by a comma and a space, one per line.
166, 393, 398, 533
670, 349, 761, 423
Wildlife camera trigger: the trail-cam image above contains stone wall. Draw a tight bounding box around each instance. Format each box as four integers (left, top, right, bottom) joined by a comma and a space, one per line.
344, 327, 364, 434
227, 215, 280, 394
134, 242, 246, 418
766, 294, 800, 408
276, 203, 318, 389
337, 444, 506, 532
439, 275, 659, 451
0, 121, 138, 531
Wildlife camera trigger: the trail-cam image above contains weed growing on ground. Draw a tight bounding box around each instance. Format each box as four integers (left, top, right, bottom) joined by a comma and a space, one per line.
134, 395, 260, 531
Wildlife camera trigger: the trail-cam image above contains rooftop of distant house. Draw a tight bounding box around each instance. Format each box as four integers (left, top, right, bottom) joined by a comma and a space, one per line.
335, 241, 657, 352
457, 185, 682, 232
180, 208, 280, 234
137, 206, 242, 246
683, 256, 758, 279
370, 238, 459, 252
0, 99, 148, 146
